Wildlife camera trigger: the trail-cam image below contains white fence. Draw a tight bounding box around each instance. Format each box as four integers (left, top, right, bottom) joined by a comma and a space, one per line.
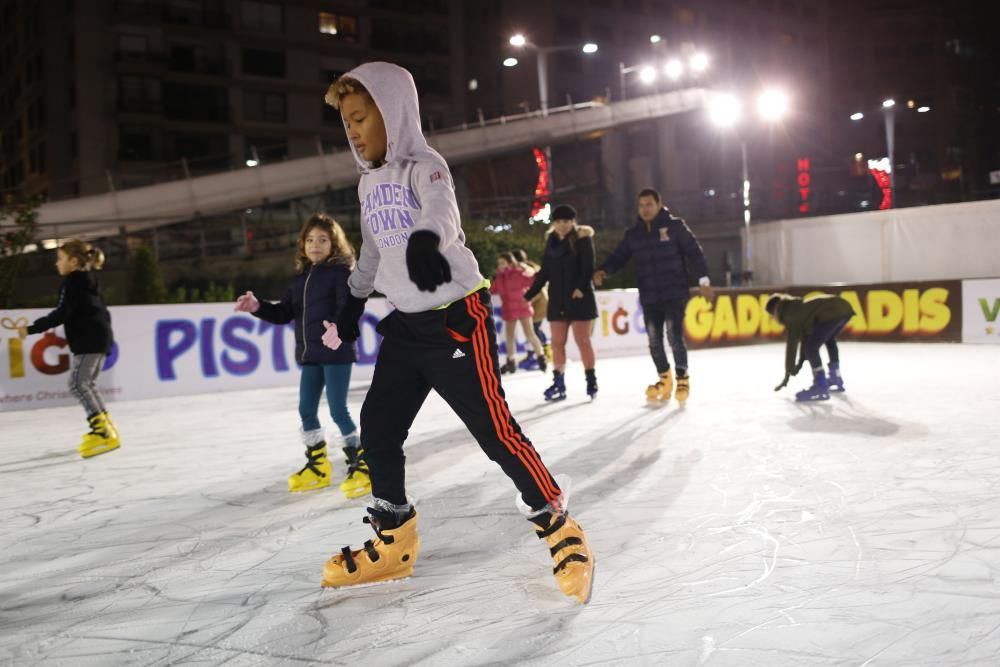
748, 199, 1000, 286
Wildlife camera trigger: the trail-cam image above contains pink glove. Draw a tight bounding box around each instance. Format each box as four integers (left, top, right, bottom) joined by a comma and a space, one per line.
234, 291, 260, 313
322, 320, 342, 350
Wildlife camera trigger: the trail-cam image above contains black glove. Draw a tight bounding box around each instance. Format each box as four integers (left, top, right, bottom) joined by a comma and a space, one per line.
406, 230, 452, 292
336, 294, 368, 343
774, 373, 790, 391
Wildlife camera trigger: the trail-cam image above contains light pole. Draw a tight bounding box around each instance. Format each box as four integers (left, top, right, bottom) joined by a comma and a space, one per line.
506, 34, 597, 216
508, 33, 598, 116
618, 62, 658, 101
881, 98, 896, 207
708, 88, 789, 285
849, 99, 930, 210
618, 50, 706, 101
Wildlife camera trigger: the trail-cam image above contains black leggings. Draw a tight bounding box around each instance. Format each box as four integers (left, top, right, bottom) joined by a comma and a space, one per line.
803, 317, 850, 371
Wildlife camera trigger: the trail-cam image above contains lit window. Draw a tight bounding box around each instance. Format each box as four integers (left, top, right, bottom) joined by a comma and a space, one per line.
319, 12, 358, 40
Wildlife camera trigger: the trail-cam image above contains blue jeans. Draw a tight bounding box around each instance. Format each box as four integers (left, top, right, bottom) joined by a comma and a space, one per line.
643, 299, 688, 376
299, 363, 357, 435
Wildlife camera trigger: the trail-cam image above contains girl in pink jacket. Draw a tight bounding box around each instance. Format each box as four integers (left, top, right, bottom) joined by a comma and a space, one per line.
490, 252, 546, 374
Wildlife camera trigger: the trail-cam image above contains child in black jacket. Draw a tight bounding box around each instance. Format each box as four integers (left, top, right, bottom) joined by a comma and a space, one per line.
18, 240, 118, 458
235, 214, 367, 498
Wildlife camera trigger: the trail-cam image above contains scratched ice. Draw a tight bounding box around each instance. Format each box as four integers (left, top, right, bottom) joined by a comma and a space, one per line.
1, 342, 999, 666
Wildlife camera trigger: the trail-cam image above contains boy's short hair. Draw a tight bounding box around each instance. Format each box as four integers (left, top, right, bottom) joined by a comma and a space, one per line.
638, 188, 661, 202
325, 75, 370, 109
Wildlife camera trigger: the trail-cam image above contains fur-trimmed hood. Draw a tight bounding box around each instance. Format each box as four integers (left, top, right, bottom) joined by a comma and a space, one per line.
546, 224, 595, 238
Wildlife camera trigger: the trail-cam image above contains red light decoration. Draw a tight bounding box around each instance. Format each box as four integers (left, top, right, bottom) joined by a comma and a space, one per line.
530, 147, 550, 220
867, 158, 892, 210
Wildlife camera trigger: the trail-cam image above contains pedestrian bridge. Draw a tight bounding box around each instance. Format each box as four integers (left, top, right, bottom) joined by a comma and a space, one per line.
29, 88, 708, 239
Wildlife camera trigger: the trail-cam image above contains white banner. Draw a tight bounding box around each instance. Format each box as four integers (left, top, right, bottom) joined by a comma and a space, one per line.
0, 291, 654, 412
961, 279, 1000, 344
0, 300, 396, 413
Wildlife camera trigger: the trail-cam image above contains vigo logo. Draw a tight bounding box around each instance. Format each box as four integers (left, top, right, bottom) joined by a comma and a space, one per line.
2, 317, 118, 378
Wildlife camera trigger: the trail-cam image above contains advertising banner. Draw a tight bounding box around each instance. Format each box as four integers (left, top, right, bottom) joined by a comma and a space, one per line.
0, 279, 967, 412
961, 278, 1000, 344
1, 301, 392, 413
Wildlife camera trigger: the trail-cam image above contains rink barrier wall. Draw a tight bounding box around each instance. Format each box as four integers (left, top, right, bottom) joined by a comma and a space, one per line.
747, 198, 1000, 286
1, 277, 995, 412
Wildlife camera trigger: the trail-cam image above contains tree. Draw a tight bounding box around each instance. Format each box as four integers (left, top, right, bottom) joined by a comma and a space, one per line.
0, 194, 42, 309
127, 245, 167, 304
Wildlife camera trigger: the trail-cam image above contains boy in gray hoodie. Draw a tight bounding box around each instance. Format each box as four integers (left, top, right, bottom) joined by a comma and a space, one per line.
319, 62, 593, 603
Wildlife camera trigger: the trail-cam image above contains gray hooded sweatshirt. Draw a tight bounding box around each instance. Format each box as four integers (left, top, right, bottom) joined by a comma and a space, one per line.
342, 62, 484, 313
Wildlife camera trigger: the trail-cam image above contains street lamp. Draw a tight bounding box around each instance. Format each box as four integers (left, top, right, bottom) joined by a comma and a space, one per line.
663, 58, 683, 81
708, 89, 789, 284
757, 88, 789, 122
689, 52, 709, 73
508, 33, 599, 116
618, 62, 657, 100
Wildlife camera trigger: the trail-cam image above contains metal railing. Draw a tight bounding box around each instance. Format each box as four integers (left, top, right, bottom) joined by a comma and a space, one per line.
4, 96, 612, 203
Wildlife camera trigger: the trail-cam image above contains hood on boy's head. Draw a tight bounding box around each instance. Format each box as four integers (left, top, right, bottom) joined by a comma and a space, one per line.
340, 61, 447, 173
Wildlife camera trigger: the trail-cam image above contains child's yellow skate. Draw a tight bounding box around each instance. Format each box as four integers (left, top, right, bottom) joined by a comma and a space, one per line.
675, 374, 690, 403
322, 506, 419, 588
645, 369, 673, 401
288, 430, 331, 492
339, 446, 372, 498
531, 511, 594, 604
78, 412, 120, 458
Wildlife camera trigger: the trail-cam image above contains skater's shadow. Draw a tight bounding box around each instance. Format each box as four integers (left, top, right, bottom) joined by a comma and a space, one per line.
787, 400, 900, 437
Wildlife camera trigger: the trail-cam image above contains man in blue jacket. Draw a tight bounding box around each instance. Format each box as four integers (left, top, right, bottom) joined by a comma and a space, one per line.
594, 188, 713, 403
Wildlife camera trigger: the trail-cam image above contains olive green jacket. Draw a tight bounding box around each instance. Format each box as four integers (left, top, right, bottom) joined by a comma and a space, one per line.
775, 294, 856, 374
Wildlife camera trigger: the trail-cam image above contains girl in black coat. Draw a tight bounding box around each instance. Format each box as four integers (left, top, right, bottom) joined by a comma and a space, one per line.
524, 204, 599, 401
234, 214, 367, 498
18, 240, 119, 458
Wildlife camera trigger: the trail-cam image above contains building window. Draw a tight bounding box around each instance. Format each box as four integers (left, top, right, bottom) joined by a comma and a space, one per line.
164, 132, 228, 165
117, 33, 149, 60
319, 12, 358, 40
118, 75, 163, 113
322, 101, 341, 126
244, 91, 286, 123
320, 56, 357, 83
371, 20, 447, 56
170, 44, 226, 75
163, 83, 228, 122
28, 141, 45, 173
244, 136, 288, 163
242, 47, 285, 78
242, 0, 283, 32
119, 126, 161, 161
27, 98, 44, 130
411, 65, 450, 96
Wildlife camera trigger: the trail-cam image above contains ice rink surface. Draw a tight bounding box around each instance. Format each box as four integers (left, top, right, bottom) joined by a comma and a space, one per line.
1, 342, 999, 666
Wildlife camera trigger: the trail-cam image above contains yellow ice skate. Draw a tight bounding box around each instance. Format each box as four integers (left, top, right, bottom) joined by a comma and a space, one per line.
645, 369, 673, 401
288, 430, 331, 492
339, 447, 372, 499
675, 374, 690, 403
78, 412, 120, 458
321, 508, 419, 588
531, 511, 594, 604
